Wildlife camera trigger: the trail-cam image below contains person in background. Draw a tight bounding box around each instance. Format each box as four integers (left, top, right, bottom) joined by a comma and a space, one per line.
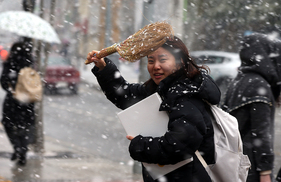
0, 41, 35, 166
60, 40, 70, 57
222, 33, 281, 182
86, 36, 221, 181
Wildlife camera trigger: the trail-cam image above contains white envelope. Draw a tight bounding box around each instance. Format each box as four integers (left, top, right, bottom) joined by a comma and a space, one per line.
117, 93, 193, 180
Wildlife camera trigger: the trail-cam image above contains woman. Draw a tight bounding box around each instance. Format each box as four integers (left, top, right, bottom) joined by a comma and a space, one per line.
0, 41, 35, 166
222, 33, 281, 182
87, 36, 221, 181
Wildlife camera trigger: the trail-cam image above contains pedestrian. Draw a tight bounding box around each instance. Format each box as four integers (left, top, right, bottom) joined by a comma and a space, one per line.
59, 40, 70, 57
86, 35, 221, 181
0, 41, 35, 166
221, 33, 281, 182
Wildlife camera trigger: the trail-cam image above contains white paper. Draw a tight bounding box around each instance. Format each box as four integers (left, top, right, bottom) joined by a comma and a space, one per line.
143, 158, 193, 180
117, 93, 168, 137
117, 93, 193, 179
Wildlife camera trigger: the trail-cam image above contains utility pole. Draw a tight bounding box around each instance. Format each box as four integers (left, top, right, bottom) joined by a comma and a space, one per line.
104, 0, 120, 67
138, 0, 173, 83
131, 0, 155, 174
138, 0, 155, 83
21, 0, 46, 154
98, 0, 107, 50
105, 0, 112, 47
33, 0, 56, 154
111, 0, 121, 43
33, 0, 44, 154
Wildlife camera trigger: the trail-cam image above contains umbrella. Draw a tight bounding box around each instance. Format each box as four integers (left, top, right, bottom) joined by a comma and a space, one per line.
0, 11, 61, 44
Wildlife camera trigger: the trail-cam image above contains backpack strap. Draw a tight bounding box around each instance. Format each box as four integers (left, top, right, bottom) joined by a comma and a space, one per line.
195, 150, 208, 168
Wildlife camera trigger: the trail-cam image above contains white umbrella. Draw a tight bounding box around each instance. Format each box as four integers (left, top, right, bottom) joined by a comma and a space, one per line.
0, 11, 61, 44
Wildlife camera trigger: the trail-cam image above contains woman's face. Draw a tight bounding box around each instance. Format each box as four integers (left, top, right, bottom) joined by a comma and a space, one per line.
147, 47, 178, 85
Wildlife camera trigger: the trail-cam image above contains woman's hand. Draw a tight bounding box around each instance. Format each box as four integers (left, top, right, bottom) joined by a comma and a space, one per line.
126, 135, 134, 140
260, 174, 271, 182
86, 50, 106, 70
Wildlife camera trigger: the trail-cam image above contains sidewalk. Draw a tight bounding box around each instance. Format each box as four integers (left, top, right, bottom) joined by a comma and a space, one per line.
0, 126, 142, 182
0, 62, 142, 182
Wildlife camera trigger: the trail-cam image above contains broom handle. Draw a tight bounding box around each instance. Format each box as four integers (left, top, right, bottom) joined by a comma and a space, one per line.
85, 43, 118, 64
96, 43, 118, 58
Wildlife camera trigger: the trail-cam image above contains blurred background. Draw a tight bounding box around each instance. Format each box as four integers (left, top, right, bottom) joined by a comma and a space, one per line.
0, 0, 281, 181
1, 0, 280, 89
1, 0, 280, 69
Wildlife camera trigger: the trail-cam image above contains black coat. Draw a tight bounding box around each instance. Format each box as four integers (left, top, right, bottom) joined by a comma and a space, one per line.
1, 60, 35, 126
0, 42, 35, 148
222, 33, 281, 181
93, 58, 221, 182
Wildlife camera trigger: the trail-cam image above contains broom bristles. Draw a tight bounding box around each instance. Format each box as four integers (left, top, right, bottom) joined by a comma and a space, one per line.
117, 21, 174, 62
85, 21, 174, 64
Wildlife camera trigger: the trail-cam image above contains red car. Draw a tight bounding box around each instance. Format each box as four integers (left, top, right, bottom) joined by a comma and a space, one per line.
44, 54, 80, 94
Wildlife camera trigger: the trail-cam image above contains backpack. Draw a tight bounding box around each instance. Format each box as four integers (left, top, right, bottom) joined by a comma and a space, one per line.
195, 103, 251, 182
13, 67, 43, 103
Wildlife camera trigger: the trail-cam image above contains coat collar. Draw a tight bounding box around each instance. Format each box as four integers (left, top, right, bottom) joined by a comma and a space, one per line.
157, 71, 221, 111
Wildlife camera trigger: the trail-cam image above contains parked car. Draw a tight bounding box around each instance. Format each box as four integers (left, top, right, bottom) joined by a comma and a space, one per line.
190, 51, 241, 94
43, 54, 80, 94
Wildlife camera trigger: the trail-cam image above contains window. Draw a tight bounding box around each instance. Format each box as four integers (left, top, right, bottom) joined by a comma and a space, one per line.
194, 55, 226, 64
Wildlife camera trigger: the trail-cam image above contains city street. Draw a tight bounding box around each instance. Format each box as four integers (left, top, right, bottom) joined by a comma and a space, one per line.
0, 63, 143, 182
43, 83, 132, 163
0, 80, 142, 182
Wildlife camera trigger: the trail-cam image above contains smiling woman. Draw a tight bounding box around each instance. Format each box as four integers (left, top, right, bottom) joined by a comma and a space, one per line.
87, 34, 221, 181
147, 47, 178, 85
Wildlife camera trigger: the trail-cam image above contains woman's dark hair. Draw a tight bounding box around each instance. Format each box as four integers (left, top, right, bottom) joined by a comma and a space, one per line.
161, 36, 208, 78
7, 41, 34, 69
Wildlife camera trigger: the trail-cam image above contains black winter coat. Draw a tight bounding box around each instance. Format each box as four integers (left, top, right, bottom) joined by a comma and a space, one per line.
93, 58, 221, 182
0, 42, 35, 135
222, 33, 281, 182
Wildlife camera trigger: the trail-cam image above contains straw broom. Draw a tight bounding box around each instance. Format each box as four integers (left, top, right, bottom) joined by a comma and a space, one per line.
85, 21, 174, 64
